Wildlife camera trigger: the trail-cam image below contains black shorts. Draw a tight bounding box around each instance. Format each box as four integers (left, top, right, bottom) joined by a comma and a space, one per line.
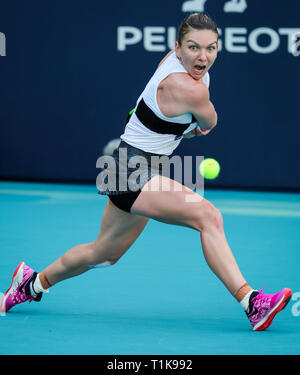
97, 140, 165, 213
108, 190, 142, 213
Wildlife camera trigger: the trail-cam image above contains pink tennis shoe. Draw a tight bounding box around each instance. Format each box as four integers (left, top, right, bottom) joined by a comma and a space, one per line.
0, 262, 292, 333
246, 288, 292, 331
0, 261, 42, 313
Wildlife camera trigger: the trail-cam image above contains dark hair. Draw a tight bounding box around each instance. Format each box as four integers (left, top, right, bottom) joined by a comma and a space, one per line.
177, 13, 219, 46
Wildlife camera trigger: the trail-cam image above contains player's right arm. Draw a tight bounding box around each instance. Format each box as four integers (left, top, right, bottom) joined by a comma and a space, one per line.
181, 80, 218, 131
157, 73, 218, 131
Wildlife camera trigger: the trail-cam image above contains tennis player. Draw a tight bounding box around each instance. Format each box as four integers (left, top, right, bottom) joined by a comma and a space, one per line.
0, 13, 292, 331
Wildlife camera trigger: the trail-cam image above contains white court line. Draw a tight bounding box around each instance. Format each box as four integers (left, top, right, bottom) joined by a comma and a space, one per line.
0, 189, 97, 201
212, 199, 300, 210
1, 189, 300, 217
217, 206, 300, 218
212, 199, 300, 217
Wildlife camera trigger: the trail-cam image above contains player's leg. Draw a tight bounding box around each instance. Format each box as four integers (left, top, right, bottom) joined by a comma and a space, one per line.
0, 199, 149, 312
131, 175, 292, 330
131, 174, 247, 295
39, 199, 149, 286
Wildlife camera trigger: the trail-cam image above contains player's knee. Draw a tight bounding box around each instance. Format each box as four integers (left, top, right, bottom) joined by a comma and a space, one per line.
193, 199, 223, 232
211, 205, 223, 231
202, 201, 223, 231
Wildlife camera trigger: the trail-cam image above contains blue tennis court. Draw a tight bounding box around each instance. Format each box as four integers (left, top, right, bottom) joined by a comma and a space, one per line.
1, 181, 299, 355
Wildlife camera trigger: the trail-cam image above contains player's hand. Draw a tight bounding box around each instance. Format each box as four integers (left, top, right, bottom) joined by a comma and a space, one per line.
183, 126, 211, 138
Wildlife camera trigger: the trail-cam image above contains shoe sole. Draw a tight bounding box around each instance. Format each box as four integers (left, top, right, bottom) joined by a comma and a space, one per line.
253, 288, 292, 331
0, 262, 25, 313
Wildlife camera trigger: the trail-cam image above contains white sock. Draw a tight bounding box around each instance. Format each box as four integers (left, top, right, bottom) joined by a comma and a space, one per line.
240, 289, 254, 311
33, 273, 49, 294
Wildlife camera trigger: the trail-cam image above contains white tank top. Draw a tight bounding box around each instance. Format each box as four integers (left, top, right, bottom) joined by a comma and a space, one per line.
120, 51, 210, 155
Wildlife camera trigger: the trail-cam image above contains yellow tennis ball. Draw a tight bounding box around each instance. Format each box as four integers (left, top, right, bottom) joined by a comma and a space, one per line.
199, 158, 220, 180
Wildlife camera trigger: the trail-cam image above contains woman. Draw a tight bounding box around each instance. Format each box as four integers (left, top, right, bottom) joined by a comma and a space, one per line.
0, 13, 292, 331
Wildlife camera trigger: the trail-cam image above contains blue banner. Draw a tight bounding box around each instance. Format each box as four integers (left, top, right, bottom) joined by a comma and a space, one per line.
0, 0, 299, 189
